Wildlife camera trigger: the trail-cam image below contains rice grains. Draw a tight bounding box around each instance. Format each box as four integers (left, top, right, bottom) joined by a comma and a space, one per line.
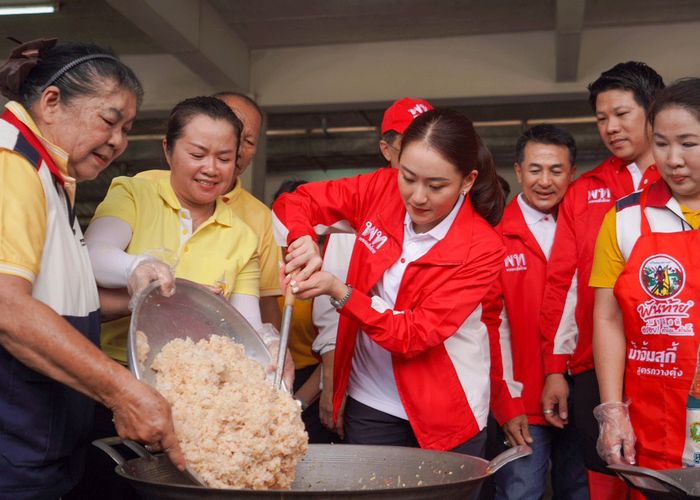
151, 335, 308, 489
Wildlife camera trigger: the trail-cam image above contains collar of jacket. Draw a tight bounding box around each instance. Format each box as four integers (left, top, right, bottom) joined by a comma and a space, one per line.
373, 190, 477, 267
500, 197, 547, 261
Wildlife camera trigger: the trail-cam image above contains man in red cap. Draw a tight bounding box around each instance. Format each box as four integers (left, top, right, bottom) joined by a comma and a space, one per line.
310, 97, 432, 439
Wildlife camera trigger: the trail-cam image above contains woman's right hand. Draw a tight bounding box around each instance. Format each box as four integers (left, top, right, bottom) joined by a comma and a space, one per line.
284, 235, 322, 282
110, 378, 186, 470
593, 401, 636, 465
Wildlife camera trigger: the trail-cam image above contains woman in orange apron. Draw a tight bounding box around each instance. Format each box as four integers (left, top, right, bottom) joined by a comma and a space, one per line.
591, 78, 700, 474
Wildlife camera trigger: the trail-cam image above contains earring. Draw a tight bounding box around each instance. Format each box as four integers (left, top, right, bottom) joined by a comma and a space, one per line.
461, 190, 468, 196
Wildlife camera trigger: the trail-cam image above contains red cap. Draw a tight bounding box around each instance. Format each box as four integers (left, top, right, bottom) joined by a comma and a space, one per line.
381, 97, 433, 135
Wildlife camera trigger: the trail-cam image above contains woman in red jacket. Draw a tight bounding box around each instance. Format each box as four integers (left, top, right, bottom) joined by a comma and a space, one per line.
272, 109, 505, 460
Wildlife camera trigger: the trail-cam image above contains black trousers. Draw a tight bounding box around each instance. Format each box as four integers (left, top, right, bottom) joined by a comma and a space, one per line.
293, 364, 342, 444
572, 369, 615, 475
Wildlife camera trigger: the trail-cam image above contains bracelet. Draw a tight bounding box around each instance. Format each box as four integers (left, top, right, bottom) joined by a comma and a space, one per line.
329, 284, 353, 309
294, 397, 309, 411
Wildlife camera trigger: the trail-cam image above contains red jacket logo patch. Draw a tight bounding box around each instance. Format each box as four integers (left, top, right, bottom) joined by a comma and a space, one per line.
504, 252, 527, 272
358, 221, 388, 254
587, 188, 611, 204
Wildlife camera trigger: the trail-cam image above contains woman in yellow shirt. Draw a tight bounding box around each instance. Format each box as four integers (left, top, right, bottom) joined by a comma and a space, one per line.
82, 96, 293, 499
86, 96, 264, 360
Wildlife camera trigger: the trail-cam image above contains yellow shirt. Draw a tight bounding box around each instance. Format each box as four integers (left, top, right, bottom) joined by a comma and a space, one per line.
590, 205, 700, 288
137, 170, 282, 297
277, 296, 318, 370
94, 175, 260, 363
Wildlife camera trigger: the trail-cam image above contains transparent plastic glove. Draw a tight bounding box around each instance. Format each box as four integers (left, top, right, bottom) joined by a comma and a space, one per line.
127, 249, 178, 311
258, 323, 295, 391
593, 400, 637, 465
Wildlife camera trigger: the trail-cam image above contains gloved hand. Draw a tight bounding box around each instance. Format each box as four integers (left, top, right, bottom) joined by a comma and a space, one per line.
257, 323, 295, 392
127, 249, 177, 310
593, 400, 636, 465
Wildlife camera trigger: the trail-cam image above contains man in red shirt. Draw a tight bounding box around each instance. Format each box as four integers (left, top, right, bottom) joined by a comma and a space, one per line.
539, 62, 664, 498
489, 125, 584, 499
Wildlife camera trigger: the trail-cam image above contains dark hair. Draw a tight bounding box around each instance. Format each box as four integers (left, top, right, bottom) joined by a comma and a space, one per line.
400, 108, 504, 226
273, 179, 308, 202
165, 96, 243, 153
649, 78, 700, 127
497, 175, 511, 203
515, 124, 577, 165
587, 61, 664, 114
381, 130, 401, 145
19, 42, 143, 108
212, 91, 264, 123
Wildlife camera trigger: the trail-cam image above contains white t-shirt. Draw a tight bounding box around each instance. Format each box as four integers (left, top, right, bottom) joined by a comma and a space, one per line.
347, 195, 465, 419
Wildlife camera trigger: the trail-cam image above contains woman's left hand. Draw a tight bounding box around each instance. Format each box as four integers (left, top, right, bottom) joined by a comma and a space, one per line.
290, 271, 345, 300
284, 235, 322, 282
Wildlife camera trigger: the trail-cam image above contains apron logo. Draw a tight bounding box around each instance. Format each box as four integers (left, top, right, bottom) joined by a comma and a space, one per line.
358, 221, 388, 254
640, 254, 685, 299
637, 254, 694, 336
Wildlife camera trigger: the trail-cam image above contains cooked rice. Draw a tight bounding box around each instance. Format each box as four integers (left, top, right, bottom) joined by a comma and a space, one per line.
135, 329, 150, 373
151, 335, 308, 489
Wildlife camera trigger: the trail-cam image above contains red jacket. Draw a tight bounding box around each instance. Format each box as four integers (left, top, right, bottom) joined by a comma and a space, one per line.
272, 168, 505, 450
487, 198, 552, 425
539, 156, 659, 375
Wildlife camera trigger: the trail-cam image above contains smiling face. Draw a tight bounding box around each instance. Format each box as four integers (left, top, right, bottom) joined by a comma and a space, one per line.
398, 140, 476, 233
595, 89, 651, 164
653, 106, 700, 210
515, 142, 575, 214
46, 80, 137, 181
165, 114, 238, 212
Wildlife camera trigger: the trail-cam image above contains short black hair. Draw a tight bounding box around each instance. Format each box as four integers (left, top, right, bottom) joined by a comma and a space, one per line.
650, 77, 700, 127
212, 91, 264, 122
165, 96, 242, 153
273, 179, 308, 202
515, 124, 577, 165
381, 130, 401, 145
587, 61, 665, 114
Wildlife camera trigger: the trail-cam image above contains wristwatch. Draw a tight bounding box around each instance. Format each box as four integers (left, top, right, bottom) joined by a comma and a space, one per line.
329, 285, 353, 309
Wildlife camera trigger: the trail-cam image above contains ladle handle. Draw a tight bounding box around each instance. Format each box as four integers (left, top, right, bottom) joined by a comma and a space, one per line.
274, 274, 296, 389
486, 444, 533, 475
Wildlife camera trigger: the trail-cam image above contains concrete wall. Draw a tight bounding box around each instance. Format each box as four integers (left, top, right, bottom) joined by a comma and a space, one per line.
124, 21, 700, 112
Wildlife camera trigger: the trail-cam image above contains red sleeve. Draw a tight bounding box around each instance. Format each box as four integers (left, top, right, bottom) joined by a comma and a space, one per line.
539, 184, 579, 374
340, 229, 505, 359
272, 170, 385, 245
483, 271, 526, 425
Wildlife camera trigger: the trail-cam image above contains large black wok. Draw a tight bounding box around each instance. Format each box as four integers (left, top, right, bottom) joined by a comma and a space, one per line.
609, 463, 700, 499
95, 438, 531, 499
